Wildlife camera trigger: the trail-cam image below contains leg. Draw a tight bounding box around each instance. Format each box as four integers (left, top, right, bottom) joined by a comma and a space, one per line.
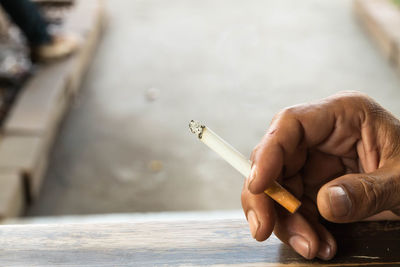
0, 0, 51, 45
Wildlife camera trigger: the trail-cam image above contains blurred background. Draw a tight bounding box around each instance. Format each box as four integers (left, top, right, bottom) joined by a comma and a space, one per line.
0, 0, 399, 222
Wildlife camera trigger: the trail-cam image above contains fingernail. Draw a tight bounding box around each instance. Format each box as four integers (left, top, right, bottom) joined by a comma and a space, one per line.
317, 241, 332, 260
248, 165, 257, 188
246, 210, 259, 239
288, 235, 310, 259
328, 186, 352, 218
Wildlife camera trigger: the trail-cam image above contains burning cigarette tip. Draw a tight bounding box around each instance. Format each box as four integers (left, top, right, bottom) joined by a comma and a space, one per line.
189, 120, 204, 138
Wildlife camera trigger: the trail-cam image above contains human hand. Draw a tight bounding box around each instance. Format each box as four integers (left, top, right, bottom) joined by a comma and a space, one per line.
241, 91, 400, 260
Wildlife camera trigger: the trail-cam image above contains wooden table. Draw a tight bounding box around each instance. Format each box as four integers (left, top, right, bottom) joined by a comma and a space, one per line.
0, 219, 399, 266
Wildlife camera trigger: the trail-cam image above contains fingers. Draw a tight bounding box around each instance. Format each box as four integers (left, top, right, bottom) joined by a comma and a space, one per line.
301, 197, 337, 260
302, 150, 344, 201
309, 220, 337, 260
248, 141, 285, 194
274, 197, 337, 260
248, 92, 376, 195
248, 102, 337, 194
317, 163, 400, 223
243, 175, 338, 260
241, 178, 276, 241
274, 208, 319, 260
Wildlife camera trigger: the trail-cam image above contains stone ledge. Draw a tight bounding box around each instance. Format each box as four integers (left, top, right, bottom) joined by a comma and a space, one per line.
0, 170, 25, 220
0, 0, 105, 217
354, 0, 400, 70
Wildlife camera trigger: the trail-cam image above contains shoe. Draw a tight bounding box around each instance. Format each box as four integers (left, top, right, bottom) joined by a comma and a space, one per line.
31, 32, 81, 62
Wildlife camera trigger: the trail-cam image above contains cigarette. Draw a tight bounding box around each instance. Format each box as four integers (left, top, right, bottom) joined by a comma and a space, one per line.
189, 120, 301, 213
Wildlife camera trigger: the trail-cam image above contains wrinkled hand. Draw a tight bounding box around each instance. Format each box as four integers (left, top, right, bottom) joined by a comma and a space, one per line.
241, 91, 400, 260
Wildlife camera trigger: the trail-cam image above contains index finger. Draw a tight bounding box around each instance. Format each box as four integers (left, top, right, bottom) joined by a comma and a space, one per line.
248, 95, 348, 194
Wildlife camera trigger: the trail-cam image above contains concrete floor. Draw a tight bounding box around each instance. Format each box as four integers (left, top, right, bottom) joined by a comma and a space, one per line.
28, 0, 400, 216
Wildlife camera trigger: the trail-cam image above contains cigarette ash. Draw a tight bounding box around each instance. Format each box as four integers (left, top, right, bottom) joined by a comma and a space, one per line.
189, 120, 205, 138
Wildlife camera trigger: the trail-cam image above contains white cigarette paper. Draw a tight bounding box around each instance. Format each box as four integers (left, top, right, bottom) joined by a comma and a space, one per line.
189, 120, 301, 213
190, 122, 251, 177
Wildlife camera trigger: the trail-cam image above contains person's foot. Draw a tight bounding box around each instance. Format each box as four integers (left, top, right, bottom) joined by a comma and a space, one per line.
31, 32, 81, 62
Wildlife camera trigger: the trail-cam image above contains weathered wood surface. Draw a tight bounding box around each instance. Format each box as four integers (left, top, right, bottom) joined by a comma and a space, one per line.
0, 219, 399, 266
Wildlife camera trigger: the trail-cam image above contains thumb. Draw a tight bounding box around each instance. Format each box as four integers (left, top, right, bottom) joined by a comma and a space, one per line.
317, 165, 400, 223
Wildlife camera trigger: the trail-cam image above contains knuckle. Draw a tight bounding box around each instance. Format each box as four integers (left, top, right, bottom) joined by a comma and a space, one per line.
358, 175, 389, 213
250, 145, 260, 163
328, 91, 377, 126
359, 176, 380, 213
241, 180, 249, 199
267, 106, 299, 134
329, 90, 369, 107
363, 104, 400, 159
364, 99, 387, 119
332, 90, 367, 101
280, 106, 298, 118
272, 106, 298, 123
